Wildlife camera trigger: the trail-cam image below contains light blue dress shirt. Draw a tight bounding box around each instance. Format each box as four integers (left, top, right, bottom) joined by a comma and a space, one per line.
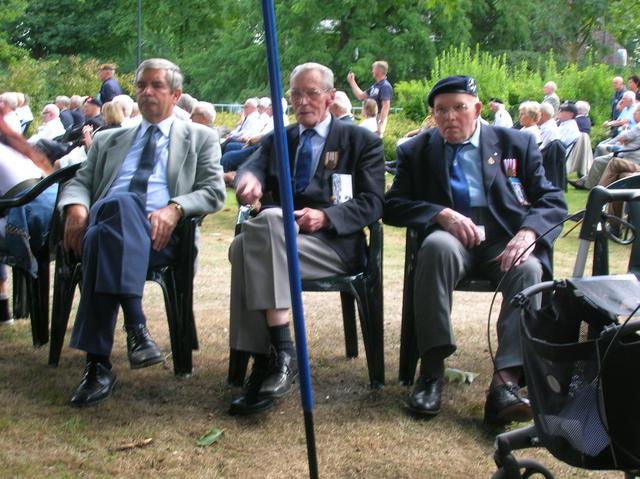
295, 113, 332, 180
445, 120, 487, 207
106, 116, 174, 213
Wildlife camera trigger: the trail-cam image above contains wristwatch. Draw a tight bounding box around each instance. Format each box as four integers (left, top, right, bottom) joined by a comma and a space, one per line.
169, 201, 184, 218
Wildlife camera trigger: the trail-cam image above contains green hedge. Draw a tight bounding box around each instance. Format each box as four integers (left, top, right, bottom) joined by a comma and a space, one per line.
394, 44, 634, 129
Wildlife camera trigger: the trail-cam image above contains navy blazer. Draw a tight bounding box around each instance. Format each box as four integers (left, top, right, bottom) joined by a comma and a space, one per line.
238, 115, 385, 272
384, 124, 567, 274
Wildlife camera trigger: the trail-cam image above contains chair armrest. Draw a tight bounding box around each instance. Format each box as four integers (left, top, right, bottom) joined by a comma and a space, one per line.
0, 163, 81, 212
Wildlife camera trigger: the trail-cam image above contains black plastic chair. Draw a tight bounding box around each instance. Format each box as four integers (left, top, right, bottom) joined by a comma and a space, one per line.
398, 227, 497, 385
540, 139, 567, 190
227, 216, 385, 389
47, 215, 203, 377
0, 164, 81, 346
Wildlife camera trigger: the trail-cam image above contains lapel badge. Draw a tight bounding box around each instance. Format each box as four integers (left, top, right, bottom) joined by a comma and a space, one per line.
488, 152, 498, 165
324, 151, 339, 170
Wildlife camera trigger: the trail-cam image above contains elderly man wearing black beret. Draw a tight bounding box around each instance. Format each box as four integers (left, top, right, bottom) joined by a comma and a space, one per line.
384, 76, 567, 425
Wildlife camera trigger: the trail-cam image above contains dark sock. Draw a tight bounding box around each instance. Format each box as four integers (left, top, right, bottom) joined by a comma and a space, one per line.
268, 324, 295, 355
120, 296, 145, 329
419, 348, 448, 378
0, 298, 10, 322
252, 353, 271, 371
87, 353, 112, 369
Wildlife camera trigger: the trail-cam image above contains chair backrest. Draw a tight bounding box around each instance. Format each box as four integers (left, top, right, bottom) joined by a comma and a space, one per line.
541, 139, 566, 188
607, 174, 640, 276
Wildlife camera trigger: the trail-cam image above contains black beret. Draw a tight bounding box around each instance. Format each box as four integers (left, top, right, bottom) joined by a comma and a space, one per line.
428, 75, 478, 107
559, 101, 577, 116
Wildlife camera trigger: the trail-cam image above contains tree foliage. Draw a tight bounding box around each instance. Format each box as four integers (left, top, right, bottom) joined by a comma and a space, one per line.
0, 0, 638, 106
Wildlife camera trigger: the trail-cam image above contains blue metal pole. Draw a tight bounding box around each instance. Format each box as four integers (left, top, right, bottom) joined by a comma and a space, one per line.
260, 1, 319, 478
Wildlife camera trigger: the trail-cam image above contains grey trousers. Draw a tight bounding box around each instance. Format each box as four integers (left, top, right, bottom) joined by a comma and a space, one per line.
229, 208, 348, 354
413, 229, 542, 371
585, 153, 613, 188
566, 133, 593, 177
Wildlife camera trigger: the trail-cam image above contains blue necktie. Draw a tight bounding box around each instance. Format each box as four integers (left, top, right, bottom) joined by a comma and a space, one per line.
129, 125, 158, 197
449, 144, 471, 217
294, 129, 316, 193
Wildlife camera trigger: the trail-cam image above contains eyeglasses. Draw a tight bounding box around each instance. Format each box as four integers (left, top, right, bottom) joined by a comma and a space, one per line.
433, 103, 472, 117
288, 88, 329, 102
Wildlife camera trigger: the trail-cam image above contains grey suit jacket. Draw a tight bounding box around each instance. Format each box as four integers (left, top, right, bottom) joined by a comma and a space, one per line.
58, 118, 226, 216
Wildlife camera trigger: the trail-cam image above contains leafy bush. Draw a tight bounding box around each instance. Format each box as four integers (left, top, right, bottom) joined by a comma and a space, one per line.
393, 44, 633, 128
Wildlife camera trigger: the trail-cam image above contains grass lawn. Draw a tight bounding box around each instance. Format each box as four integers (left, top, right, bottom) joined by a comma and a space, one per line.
0, 183, 630, 478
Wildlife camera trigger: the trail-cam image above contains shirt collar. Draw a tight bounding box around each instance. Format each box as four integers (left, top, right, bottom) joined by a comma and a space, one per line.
298, 113, 332, 139
140, 114, 175, 138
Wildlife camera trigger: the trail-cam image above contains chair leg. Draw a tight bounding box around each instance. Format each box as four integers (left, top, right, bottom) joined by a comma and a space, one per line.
159, 271, 192, 377
28, 255, 50, 347
49, 252, 79, 366
227, 349, 250, 387
399, 268, 419, 386
352, 279, 384, 388
11, 268, 29, 319
340, 292, 358, 358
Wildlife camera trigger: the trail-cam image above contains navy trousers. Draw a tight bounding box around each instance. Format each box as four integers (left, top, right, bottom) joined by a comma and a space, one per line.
70, 192, 175, 356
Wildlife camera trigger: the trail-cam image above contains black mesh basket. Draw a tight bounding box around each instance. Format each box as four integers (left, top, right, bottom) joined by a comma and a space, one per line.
519, 275, 640, 471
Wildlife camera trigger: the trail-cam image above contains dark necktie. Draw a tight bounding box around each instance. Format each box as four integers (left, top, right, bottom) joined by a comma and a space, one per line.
449, 144, 471, 217
129, 125, 159, 197
294, 129, 316, 193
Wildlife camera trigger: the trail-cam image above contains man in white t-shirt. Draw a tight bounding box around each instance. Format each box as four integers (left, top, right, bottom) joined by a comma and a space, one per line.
489, 98, 513, 128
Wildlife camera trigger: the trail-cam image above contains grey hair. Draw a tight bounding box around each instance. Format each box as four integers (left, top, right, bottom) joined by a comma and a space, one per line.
135, 58, 183, 91
539, 101, 555, 118
622, 90, 636, 101
544, 81, 557, 91
258, 97, 272, 108
112, 94, 134, 117
177, 93, 197, 113
290, 62, 334, 90
332, 91, 352, 114
192, 101, 216, 123
70, 95, 84, 108
0, 92, 18, 110
575, 100, 590, 115
43, 104, 60, 117
55, 95, 70, 108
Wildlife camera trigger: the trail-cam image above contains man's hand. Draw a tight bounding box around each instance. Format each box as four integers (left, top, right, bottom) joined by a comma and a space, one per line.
63, 204, 89, 257
294, 208, 329, 233
346, 71, 355, 85
148, 205, 181, 251
495, 228, 537, 272
434, 208, 482, 248
235, 172, 263, 207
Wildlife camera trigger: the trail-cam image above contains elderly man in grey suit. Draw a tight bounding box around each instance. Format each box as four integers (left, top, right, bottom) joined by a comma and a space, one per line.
59, 58, 226, 407
228, 62, 385, 415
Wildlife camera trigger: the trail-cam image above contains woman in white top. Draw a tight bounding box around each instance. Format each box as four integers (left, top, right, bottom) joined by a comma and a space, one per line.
359, 98, 378, 134
518, 101, 542, 145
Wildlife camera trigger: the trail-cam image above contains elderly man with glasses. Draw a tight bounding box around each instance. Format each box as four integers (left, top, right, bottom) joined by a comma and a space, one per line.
228, 62, 385, 415
384, 75, 566, 425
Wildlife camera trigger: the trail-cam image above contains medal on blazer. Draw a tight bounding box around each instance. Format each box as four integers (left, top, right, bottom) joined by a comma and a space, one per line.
324, 151, 339, 170
502, 157, 529, 205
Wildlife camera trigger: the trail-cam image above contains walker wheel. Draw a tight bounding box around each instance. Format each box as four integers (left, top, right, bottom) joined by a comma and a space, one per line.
491, 459, 554, 479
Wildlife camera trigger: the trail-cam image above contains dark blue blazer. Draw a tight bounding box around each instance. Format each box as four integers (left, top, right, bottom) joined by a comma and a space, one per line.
238, 115, 385, 272
384, 124, 567, 274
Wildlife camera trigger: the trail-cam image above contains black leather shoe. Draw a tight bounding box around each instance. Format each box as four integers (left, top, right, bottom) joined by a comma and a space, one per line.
258, 350, 298, 398
229, 363, 274, 416
126, 325, 163, 369
484, 382, 532, 425
406, 375, 443, 416
568, 178, 588, 190
70, 362, 117, 407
